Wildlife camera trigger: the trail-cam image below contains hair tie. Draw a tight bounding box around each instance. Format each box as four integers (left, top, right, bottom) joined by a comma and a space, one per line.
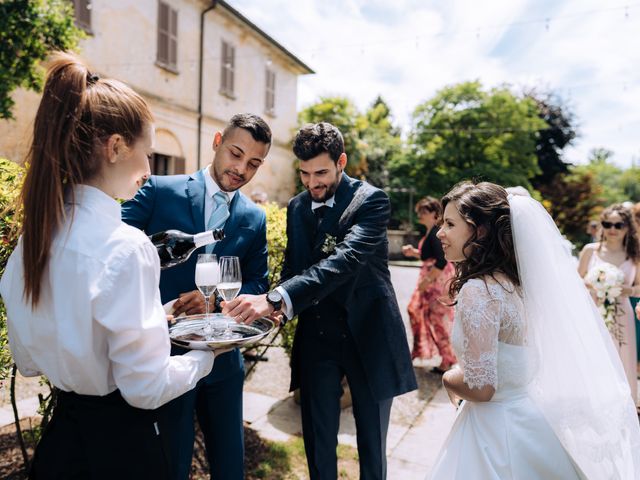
87, 72, 100, 84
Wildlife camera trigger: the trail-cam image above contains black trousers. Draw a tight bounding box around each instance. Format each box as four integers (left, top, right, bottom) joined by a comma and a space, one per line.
299, 313, 393, 480
29, 389, 171, 480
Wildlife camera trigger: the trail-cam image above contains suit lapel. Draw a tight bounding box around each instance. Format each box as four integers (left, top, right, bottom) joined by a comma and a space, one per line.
222, 193, 243, 238
186, 170, 206, 232
289, 193, 315, 268
313, 174, 355, 252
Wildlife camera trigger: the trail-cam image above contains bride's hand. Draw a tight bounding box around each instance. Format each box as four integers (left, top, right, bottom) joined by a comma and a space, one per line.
443, 370, 462, 408
445, 386, 462, 408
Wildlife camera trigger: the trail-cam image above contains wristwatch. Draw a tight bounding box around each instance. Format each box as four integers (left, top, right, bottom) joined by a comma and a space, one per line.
266, 290, 283, 313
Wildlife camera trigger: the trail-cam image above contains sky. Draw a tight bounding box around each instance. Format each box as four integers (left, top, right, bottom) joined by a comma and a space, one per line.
231, 0, 640, 168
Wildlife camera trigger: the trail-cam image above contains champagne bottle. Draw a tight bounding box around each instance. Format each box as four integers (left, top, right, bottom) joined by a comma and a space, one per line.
150, 229, 225, 269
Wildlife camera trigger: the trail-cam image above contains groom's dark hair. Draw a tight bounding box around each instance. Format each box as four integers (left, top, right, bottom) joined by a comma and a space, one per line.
293, 122, 344, 163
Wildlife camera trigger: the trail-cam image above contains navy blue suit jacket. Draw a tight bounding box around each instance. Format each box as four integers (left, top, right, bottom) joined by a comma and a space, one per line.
122, 169, 269, 380
280, 173, 417, 401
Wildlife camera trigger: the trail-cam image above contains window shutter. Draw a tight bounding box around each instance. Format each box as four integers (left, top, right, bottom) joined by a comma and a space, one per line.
157, 2, 169, 65
169, 8, 178, 67
229, 45, 235, 94
73, 0, 92, 30
173, 157, 186, 174
220, 42, 228, 92
221, 41, 235, 95
265, 68, 276, 114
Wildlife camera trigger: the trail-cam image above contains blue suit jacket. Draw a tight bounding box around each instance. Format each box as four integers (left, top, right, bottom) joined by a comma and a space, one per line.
122, 169, 269, 380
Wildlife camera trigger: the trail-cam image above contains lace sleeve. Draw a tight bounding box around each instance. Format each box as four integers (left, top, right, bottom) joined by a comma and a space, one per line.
457, 281, 501, 390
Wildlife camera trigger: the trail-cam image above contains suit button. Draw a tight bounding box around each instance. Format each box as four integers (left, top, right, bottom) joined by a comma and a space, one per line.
319, 331, 324, 336
312, 298, 319, 306
315, 314, 321, 320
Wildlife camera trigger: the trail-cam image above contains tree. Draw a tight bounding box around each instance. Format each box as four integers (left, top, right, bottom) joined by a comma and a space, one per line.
360, 96, 402, 188
537, 169, 603, 246
573, 148, 626, 205
619, 167, 640, 203
397, 81, 546, 200
0, 0, 82, 119
526, 90, 577, 186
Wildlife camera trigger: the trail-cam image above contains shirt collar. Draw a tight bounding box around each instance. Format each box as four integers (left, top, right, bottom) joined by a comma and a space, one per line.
204, 166, 237, 203
70, 184, 121, 222
311, 196, 335, 211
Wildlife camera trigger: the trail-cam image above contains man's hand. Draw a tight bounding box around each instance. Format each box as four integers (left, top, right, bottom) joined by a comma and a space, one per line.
173, 290, 207, 316
266, 311, 285, 326
222, 294, 273, 324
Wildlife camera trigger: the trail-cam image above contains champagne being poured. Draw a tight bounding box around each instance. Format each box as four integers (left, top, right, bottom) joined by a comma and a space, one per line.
149, 229, 224, 269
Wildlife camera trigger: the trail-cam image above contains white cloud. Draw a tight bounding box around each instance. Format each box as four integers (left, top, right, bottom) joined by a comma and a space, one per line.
231, 0, 640, 167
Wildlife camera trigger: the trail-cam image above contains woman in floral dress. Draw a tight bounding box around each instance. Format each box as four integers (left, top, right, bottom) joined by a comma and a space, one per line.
403, 197, 456, 371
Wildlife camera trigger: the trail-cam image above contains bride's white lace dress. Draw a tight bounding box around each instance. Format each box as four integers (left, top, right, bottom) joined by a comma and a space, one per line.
429, 277, 584, 479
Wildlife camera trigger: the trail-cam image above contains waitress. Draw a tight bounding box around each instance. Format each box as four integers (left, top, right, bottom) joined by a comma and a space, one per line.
0, 53, 215, 479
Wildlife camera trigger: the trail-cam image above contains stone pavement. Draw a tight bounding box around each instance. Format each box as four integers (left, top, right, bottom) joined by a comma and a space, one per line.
243, 382, 457, 479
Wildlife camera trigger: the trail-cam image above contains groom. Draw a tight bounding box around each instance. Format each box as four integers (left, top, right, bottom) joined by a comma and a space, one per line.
224, 122, 417, 479
122, 113, 271, 479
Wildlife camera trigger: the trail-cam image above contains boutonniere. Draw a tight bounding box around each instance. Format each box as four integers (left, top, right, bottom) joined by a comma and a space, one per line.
321, 234, 337, 255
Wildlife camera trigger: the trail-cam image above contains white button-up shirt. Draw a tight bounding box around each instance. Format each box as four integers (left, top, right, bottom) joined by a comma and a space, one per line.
0, 185, 214, 410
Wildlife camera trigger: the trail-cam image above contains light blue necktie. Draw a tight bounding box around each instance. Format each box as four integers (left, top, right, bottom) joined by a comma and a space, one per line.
206, 191, 230, 253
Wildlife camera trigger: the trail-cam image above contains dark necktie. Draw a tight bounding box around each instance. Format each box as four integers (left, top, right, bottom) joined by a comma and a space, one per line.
314, 205, 329, 228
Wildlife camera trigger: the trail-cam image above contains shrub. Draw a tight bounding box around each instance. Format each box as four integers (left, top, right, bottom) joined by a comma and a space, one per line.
0, 157, 25, 383
259, 202, 297, 359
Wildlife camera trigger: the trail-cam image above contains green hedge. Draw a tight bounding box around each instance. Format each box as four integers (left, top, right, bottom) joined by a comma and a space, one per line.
0, 158, 24, 382
261, 202, 296, 358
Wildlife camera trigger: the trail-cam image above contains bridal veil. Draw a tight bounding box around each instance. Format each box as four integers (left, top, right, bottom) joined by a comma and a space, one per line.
509, 194, 640, 478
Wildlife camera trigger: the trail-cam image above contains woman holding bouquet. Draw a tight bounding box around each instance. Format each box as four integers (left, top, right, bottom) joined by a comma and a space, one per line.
578, 203, 640, 405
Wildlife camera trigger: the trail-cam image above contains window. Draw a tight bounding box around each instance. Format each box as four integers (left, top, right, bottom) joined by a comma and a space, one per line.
265, 68, 276, 116
72, 0, 92, 31
220, 41, 235, 97
157, 1, 178, 71
150, 154, 185, 175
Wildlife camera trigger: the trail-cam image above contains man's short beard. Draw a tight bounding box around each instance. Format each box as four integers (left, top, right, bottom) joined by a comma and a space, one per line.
212, 163, 244, 192
309, 170, 342, 201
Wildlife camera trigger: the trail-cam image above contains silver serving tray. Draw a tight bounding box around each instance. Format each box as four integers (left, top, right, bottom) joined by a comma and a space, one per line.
168, 313, 275, 351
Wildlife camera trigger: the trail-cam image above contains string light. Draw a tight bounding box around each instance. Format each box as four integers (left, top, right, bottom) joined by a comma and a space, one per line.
88, 2, 640, 69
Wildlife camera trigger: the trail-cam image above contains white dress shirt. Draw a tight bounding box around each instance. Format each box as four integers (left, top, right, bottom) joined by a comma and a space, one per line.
203, 165, 236, 225
0, 185, 214, 410
276, 195, 336, 319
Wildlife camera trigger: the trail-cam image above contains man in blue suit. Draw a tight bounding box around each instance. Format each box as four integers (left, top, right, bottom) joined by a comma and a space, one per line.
224, 122, 417, 479
121, 113, 271, 480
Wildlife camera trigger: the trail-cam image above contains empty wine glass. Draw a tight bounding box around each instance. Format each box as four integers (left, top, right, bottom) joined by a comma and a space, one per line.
218, 256, 243, 339
195, 254, 219, 338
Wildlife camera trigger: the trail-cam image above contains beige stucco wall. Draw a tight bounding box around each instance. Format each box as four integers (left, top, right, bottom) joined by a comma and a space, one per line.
0, 0, 307, 205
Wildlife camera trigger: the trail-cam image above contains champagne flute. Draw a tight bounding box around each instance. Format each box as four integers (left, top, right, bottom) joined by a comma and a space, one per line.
218, 256, 243, 339
195, 254, 219, 337
218, 256, 242, 302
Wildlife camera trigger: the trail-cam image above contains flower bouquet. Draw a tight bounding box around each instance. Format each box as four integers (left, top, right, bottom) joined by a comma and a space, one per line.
585, 263, 625, 345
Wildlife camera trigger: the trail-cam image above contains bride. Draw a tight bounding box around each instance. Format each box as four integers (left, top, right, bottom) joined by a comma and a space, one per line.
428, 182, 640, 479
